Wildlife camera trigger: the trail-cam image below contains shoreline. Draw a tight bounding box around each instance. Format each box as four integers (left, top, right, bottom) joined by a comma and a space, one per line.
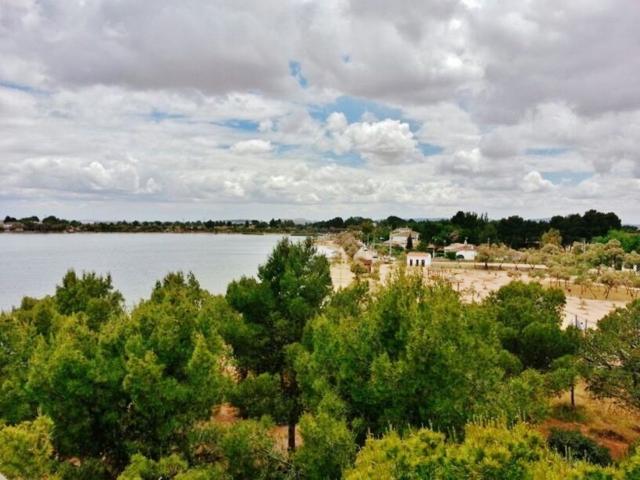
0, 231, 309, 236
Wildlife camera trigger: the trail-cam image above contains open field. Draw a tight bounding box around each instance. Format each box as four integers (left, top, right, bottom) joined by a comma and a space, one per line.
329, 258, 632, 328
424, 267, 629, 327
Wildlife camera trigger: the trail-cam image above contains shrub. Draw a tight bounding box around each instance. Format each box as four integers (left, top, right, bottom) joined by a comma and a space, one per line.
227, 373, 289, 424
547, 428, 612, 466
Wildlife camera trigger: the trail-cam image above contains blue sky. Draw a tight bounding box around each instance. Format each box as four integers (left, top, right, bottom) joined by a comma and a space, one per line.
1, 0, 639, 222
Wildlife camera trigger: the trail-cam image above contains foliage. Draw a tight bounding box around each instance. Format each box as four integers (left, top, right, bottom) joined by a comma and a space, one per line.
294, 407, 356, 480
22, 272, 228, 465
4, 237, 640, 479
297, 273, 548, 440
227, 373, 289, 424
595, 229, 640, 253
186, 418, 286, 480
55, 270, 124, 329
0, 416, 58, 480
583, 300, 640, 409
479, 369, 550, 423
405, 234, 413, 250
0, 300, 52, 423
116, 453, 225, 480
542, 228, 563, 247
345, 422, 621, 479
486, 281, 577, 370
224, 237, 331, 449
547, 428, 612, 466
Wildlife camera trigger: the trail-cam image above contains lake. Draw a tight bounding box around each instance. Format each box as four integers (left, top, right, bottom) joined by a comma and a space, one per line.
0, 233, 287, 311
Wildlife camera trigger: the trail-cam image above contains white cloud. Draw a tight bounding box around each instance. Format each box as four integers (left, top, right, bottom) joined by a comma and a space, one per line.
230, 139, 272, 155
521, 171, 553, 193
324, 116, 419, 164
1, 1, 640, 222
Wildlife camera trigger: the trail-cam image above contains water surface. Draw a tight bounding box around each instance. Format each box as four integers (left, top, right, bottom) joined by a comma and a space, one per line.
0, 233, 286, 311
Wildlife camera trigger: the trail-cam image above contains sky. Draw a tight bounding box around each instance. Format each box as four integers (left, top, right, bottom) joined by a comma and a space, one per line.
1, 0, 639, 222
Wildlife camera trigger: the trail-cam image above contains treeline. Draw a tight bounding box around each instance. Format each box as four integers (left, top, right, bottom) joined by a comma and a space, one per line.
1, 215, 302, 234
2, 239, 640, 479
317, 209, 627, 248
3, 209, 634, 249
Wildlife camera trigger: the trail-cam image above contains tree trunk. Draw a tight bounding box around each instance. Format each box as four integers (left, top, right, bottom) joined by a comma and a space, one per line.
288, 421, 296, 451
570, 383, 575, 409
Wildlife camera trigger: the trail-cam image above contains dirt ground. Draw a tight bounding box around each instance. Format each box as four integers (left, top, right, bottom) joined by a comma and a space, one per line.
214, 403, 302, 452
540, 383, 640, 460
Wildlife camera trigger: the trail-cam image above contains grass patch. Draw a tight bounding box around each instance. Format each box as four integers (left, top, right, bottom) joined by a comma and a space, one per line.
551, 403, 587, 423
541, 383, 640, 460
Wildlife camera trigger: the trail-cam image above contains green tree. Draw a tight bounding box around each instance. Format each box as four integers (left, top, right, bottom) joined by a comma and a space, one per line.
224, 238, 331, 450
296, 274, 539, 440
0, 300, 55, 423
486, 281, 572, 370
27, 272, 229, 465
583, 300, 640, 409
547, 354, 584, 409
186, 417, 286, 480
0, 416, 58, 480
55, 270, 124, 330
293, 396, 356, 480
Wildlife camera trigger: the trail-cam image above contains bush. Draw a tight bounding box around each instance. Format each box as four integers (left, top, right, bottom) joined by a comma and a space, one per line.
227, 373, 289, 423
350, 262, 369, 276
547, 428, 612, 466
294, 412, 356, 480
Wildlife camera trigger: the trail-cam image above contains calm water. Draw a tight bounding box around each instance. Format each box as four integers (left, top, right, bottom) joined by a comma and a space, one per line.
0, 233, 287, 311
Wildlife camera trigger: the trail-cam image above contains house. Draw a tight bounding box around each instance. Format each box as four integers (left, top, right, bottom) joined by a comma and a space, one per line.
407, 251, 432, 268
390, 228, 420, 248
444, 240, 477, 261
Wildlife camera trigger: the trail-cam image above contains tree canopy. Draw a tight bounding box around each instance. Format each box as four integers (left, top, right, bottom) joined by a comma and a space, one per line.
2, 238, 640, 479
223, 237, 331, 449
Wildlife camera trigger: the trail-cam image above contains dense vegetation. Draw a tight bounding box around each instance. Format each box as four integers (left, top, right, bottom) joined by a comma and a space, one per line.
1, 238, 640, 479
3, 209, 636, 249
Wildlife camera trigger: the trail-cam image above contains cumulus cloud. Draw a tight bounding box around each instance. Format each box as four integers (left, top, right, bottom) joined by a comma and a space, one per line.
324, 113, 419, 164
521, 171, 553, 193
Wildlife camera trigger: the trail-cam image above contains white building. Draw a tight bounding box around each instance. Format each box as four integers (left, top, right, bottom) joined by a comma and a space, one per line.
390, 228, 420, 248
407, 251, 432, 268
444, 241, 477, 261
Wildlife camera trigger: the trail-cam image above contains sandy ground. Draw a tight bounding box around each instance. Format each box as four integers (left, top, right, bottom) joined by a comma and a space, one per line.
330, 259, 628, 328
563, 296, 626, 329
428, 267, 627, 327
330, 262, 355, 290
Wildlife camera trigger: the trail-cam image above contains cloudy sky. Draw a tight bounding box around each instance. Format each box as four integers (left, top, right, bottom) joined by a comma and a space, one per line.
1, 0, 639, 222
